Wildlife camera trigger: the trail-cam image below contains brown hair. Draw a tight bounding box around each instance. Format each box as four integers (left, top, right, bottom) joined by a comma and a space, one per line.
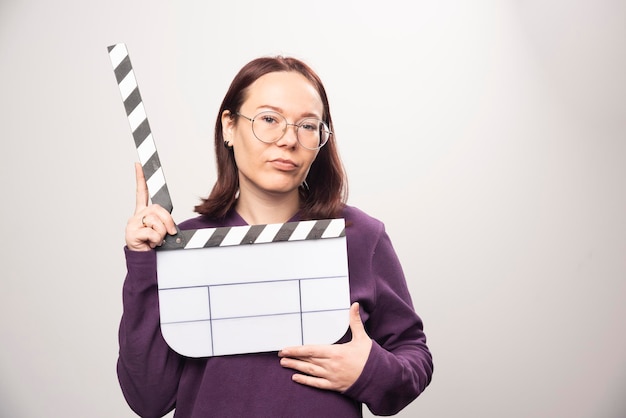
194, 56, 348, 220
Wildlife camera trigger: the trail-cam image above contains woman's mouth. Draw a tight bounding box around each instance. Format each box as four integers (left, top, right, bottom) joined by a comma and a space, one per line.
270, 158, 298, 171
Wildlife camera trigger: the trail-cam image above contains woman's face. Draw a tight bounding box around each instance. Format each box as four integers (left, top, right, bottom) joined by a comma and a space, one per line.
223, 71, 323, 198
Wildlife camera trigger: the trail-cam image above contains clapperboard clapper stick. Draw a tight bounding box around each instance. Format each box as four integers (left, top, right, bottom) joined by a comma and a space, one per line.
107, 43, 351, 357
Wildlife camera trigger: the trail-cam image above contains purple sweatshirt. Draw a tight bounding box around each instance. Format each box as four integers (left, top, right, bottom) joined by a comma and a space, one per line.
118, 205, 433, 417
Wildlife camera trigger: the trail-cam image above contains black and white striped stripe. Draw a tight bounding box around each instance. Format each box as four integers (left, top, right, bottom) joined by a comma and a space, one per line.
178, 218, 345, 250
108, 43, 173, 213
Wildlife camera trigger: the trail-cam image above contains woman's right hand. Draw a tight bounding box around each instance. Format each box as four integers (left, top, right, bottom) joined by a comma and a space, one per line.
125, 163, 178, 251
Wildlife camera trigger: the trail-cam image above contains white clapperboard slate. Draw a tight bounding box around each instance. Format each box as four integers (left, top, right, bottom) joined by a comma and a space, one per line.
108, 43, 351, 357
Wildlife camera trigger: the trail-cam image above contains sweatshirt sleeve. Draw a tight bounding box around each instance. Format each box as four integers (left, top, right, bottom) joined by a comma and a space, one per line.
343, 224, 433, 416
117, 248, 184, 418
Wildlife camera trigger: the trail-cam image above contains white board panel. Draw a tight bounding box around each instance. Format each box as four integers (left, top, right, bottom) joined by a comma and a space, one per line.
156, 222, 350, 358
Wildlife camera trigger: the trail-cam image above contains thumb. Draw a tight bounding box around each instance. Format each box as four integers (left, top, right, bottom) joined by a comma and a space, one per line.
349, 302, 367, 340
134, 162, 149, 214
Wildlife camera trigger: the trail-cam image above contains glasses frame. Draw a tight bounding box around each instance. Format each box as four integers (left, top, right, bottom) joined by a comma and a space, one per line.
235, 111, 331, 151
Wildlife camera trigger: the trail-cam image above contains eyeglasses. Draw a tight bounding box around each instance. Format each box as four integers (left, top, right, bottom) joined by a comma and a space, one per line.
236, 111, 331, 150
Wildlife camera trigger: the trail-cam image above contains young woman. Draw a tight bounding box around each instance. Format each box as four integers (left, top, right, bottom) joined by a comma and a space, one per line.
119, 56, 433, 417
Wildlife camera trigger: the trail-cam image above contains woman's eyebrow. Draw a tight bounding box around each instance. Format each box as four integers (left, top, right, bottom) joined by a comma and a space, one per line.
255, 104, 322, 120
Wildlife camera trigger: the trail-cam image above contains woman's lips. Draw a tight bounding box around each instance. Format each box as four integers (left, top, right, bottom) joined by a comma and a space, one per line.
270, 158, 298, 171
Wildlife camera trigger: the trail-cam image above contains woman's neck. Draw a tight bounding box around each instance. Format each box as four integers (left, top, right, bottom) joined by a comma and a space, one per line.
235, 188, 300, 225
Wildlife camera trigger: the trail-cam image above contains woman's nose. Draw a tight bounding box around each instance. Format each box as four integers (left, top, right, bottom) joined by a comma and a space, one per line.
276, 123, 299, 148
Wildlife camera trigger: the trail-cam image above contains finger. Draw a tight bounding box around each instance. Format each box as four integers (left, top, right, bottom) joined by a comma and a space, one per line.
127, 222, 166, 250
291, 374, 334, 391
280, 357, 336, 387
349, 302, 367, 340
134, 162, 149, 214
279, 356, 324, 375
140, 213, 166, 236
140, 227, 167, 248
278, 345, 328, 359
149, 204, 178, 236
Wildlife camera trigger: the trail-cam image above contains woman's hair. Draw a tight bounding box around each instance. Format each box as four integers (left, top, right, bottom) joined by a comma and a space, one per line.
194, 56, 348, 220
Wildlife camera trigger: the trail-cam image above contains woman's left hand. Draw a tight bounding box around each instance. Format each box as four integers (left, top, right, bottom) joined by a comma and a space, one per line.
278, 302, 372, 393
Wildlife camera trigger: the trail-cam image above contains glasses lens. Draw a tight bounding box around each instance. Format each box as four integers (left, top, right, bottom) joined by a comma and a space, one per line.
251, 111, 286, 143
298, 119, 330, 150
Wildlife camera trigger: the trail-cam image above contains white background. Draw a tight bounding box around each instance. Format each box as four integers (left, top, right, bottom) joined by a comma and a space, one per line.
1, 1, 625, 417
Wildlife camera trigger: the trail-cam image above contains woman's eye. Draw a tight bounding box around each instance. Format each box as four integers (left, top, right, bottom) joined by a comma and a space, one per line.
300, 122, 318, 131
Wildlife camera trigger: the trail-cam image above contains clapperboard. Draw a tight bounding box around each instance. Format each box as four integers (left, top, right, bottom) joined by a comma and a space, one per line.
107, 43, 351, 357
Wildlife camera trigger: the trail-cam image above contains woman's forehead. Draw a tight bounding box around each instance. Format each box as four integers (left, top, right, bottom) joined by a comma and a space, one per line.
243, 71, 323, 116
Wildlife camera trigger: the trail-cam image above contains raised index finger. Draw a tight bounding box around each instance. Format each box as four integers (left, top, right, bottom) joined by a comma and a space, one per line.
134, 162, 149, 214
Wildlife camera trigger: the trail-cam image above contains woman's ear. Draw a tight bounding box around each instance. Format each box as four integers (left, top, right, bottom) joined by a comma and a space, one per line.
221, 110, 234, 146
